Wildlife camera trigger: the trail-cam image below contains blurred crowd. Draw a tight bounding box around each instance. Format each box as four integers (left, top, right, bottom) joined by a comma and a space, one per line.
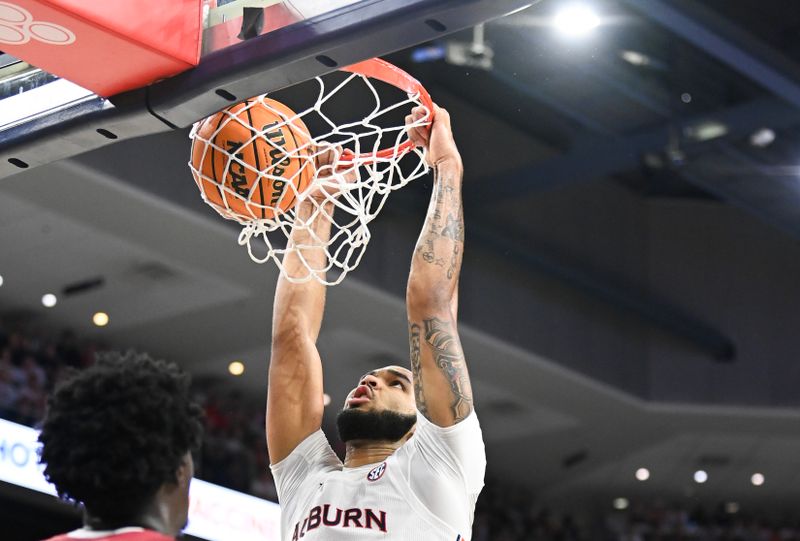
472, 482, 583, 541
0, 323, 278, 500
472, 484, 800, 541
2, 323, 800, 540
0, 325, 95, 426
191, 383, 278, 501
603, 503, 800, 541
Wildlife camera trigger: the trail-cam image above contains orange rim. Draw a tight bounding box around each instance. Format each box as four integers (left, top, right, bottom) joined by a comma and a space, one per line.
338, 57, 434, 165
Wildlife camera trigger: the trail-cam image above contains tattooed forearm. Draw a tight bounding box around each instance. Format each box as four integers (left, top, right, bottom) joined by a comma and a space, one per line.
423, 316, 473, 422
412, 167, 464, 281
408, 322, 429, 417
447, 245, 460, 280
440, 212, 464, 241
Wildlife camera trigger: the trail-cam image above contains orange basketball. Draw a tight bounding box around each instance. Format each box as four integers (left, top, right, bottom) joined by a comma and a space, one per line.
190, 97, 314, 222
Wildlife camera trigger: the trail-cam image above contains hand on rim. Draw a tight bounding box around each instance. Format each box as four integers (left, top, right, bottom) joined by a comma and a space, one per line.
302, 145, 359, 204
405, 104, 462, 170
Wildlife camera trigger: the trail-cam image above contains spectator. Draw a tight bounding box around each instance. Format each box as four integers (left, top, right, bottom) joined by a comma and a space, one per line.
0, 360, 18, 419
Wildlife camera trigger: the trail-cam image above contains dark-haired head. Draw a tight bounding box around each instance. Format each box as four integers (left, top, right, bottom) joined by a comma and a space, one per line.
38, 351, 204, 536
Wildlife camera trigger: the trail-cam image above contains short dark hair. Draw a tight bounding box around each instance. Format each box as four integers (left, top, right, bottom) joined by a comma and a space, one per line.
38, 351, 204, 521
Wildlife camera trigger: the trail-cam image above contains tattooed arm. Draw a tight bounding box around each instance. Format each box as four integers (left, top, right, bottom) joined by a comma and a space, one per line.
405, 105, 473, 427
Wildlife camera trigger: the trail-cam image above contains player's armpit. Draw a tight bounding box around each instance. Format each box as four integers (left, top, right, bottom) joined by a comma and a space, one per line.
408, 309, 473, 427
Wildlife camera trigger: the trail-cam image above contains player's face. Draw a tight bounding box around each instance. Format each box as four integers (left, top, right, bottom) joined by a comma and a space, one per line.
343, 365, 416, 416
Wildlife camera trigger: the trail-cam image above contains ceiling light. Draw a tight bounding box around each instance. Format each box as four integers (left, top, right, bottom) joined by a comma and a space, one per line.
92, 312, 109, 327
635, 468, 650, 481
750, 128, 776, 148
0, 274, 3, 287
725, 502, 740, 514
41, 293, 57, 308
554, 4, 600, 37
681, 93, 692, 104
685, 121, 729, 142
228, 361, 245, 376
694, 470, 708, 484
620, 50, 651, 67
751, 473, 765, 486
612, 497, 629, 510
323, 393, 331, 407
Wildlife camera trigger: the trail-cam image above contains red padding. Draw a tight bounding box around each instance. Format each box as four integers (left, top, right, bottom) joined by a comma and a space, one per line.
0, 1, 202, 97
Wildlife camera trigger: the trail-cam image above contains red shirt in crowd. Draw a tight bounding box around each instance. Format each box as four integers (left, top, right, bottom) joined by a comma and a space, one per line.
44, 527, 173, 541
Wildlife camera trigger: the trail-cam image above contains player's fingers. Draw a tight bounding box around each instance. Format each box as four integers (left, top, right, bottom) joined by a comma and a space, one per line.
406, 120, 427, 147
314, 145, 328, 168
321, 145, 343, 168
409, 127, 428, 147
433, 104, 450, 127
412, 105, 430, 121
430, 105, 453, 139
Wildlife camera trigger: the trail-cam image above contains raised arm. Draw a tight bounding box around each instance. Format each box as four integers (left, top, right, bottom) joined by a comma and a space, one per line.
266, 149, 338, 464
406, 106, 473, 428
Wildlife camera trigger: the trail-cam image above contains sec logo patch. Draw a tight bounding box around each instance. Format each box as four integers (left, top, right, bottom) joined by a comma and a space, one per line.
367, 462, 387, 482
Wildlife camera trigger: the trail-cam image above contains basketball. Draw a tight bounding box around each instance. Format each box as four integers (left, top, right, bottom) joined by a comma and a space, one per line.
190, 97, 315, 222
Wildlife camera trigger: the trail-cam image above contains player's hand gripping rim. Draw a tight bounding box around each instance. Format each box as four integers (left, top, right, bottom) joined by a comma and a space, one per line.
405, 104, 462, 170
301, 144, 359, 204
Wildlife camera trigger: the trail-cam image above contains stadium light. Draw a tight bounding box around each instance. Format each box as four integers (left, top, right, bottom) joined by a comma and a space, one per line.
554, 4, 600, 37
228, 361, 245, 376
92, 311, 109, 327
750, 128, 776, 148
621, 50, 651, 67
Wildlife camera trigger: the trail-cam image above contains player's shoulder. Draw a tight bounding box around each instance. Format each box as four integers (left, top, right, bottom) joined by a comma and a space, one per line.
414, 407, 483, 437
43, 530, 174, 541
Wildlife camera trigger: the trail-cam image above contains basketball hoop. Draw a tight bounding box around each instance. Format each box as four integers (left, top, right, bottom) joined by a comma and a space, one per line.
188, 57, 433, 285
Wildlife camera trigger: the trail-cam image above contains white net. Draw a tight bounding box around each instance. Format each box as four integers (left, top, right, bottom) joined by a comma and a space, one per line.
188, 61, 431, 285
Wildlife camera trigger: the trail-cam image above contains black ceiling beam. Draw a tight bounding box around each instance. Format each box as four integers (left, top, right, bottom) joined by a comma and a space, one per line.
606, 0, 800, 242
620, 0, 800, 110
678, 146, 800, 240
470, 97, 800, 203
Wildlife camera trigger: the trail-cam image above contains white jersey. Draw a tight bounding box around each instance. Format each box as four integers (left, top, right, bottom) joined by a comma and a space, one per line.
270, 410, 486, 541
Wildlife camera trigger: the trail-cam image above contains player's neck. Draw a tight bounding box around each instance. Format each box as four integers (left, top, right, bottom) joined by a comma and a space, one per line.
343, 440, 402, 468
84, 499, 172, 535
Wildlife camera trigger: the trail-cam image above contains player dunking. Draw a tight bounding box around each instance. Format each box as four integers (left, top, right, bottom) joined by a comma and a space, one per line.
268, 105, 485, 540
38, 352, 204, 541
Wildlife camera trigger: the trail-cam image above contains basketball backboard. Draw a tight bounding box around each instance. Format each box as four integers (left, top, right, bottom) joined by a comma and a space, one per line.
0, 0, 538, 179
202, 0, 366, 56
0, 1, 370, 133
